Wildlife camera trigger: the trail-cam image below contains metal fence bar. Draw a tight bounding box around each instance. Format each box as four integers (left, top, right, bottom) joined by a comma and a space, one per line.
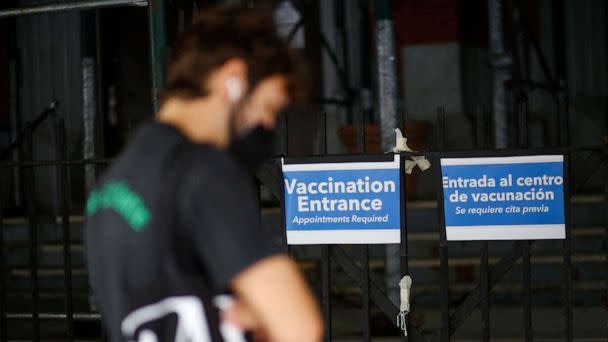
320, 112, 332, 342
357, 105, 371, 342
6, 312, 101, 320
283, 113, 289, 156
480, 241, 490, 342
282, 113, 292, 255
331, 246, 428, 341
522, 241, 532, 342
489, 0, 510, 149
518, 100, 528, 149
552, 0, 569, 148
511, 1, 555, 88
0, 159, 113, 168
449, 241, 525, 335
399, 153, 408, 342
331, 247, 397, 319
0, 181, 7, 340
278, 162, 288, 251
361, 246, 371, 342
0, 103, 57, 161
436, 108, 449, 342
0, 0, 147, 18
148, 0, 167, 113
605, 175, 608, 342
476, 108, 490, 342
24, 124, 40, 342
436, 107, 447, 151
518, 100, 533, 342
321, 245, 332, 342
56, 120, 74, 341
563, 153, 573, 342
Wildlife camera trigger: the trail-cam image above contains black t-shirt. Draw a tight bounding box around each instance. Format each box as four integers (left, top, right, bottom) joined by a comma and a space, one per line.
85, 121, 279, 342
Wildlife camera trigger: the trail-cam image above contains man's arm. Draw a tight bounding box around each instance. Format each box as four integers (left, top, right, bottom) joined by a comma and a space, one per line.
179, 152, 323, 341
231, 255, 323, 342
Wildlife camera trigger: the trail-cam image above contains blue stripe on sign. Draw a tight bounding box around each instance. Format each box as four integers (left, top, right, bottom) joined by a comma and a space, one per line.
441, 162, 565, 227
284, 168, 400, 231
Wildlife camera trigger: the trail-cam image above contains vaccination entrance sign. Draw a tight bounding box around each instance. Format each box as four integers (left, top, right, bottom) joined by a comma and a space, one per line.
440, 155, 566, 241
282, 155, 401, 244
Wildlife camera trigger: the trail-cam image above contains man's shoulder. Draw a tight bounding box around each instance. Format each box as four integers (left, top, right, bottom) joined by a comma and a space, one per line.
179, 146, 251, 186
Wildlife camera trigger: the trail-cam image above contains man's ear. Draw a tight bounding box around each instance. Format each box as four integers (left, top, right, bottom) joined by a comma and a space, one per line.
218, 58, 248, 103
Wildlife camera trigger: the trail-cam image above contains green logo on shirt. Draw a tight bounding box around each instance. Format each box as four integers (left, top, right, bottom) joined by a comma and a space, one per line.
86, 181, 151, 231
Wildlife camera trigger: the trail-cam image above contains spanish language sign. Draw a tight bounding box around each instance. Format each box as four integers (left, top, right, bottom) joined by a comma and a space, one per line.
282, 155, 401, 244
440, 155, 566, 241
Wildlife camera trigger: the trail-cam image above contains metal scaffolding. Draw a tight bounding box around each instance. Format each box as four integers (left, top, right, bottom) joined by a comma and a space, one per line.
0, 0, 166, 115
0, 1, 166, 340
0, 0, 147, 18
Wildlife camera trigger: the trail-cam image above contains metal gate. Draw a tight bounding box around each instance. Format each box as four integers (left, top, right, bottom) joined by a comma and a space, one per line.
255, 99, 608, 341
0, 0, 606, 341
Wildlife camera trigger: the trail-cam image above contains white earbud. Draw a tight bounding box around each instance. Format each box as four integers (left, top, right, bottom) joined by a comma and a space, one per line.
226, 77, 243, 103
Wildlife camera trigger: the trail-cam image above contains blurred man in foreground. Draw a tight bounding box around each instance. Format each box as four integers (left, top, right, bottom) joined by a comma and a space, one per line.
85, 6, 322, 342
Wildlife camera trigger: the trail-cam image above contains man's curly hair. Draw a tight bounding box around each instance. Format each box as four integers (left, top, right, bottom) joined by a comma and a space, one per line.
163, 5, 301, 103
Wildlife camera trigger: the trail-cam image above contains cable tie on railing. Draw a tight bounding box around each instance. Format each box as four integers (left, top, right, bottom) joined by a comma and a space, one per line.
396, 275, 412, 336
392, 128, 431, 174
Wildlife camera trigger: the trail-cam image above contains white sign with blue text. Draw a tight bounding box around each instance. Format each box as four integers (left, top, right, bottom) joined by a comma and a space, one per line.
441, 155, 566, 241
282, 155, 401, 244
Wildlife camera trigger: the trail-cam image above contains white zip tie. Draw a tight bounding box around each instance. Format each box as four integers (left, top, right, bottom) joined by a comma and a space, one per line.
396, 275, 412, 336
392, 128, 431, 174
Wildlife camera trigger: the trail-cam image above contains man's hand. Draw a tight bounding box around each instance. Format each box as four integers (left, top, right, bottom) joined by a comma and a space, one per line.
222, 300, 269, 342
222, 299, 261, 331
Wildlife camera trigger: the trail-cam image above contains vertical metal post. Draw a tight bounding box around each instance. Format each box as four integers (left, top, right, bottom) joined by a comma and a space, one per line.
562, 153, 573, 342
148, 0, 167, 113
357, 110, 366, 154
553, 3, 572, 334
518, 100, 528, 149
518, 100, 532, 342
321, 243, 332, 342
283, 113, 289, 156
511, 3, 529, 84
476, 108, 490, 342
281, 114, 291, 255
56, 119, 74, 341
24, 124, 40, 341
0, 181, 7, 341
337, 0, 353, 122
436, 109, 450, 341
380, 1, 402, 296
399, 154, 409, 342
361, 246, 371, 342
604, 167, 608, 342
375, 0, 397, 152
320, 113, 332, 342
9, 60, 21, 208
278, 160, 288, 253
552, 0, 569, 148
476, 107, 486, 151
522, 243, 532, 342
488, 0, 511, 149
83, 58, 97, 193
358, 103, 371, 341
437, 107, 447, 151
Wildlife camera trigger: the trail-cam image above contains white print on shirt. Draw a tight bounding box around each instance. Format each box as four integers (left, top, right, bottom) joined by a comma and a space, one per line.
122, 296, 212, 342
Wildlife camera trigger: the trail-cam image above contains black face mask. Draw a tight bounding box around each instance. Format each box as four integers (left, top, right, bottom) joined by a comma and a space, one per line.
229, 126, 276, 171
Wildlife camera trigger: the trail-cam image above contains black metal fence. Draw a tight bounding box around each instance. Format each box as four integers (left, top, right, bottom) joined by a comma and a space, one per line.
257, 100, 607, 341
0, 100, 606, 341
